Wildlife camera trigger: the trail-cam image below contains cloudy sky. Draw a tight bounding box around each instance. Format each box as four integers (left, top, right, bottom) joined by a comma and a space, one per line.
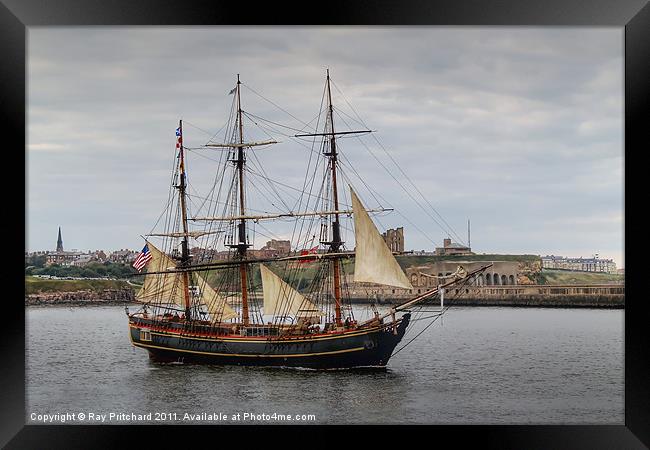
27, 27, 624, 267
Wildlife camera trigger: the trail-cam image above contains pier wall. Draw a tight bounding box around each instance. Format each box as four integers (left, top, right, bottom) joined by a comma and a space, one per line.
350, 284, 624, 308
25, 285, 624, 308
26, 288, 134, 306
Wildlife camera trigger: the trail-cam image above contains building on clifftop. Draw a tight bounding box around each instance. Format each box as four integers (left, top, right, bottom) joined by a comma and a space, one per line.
435, 238, 473, 256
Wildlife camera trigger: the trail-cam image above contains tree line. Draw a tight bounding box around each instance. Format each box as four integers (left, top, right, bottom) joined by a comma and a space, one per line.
25, 255, 139, 280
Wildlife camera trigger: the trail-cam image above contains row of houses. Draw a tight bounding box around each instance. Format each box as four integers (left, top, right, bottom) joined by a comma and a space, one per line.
26, 249, 138, 267
541, 255, 617, 274
191, 239, 293, 262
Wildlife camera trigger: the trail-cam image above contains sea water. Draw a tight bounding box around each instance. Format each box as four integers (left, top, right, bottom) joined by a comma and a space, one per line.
25, 304, 623, 424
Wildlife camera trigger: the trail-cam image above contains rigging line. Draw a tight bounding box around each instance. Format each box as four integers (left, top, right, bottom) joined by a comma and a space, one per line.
290, 81, 327, 215
151, 146, 183, 235
240, 111, 329, 165
334, 111, 445, 246
247, 115, 329, 165
291, 151, 323, 214
337, 168, 389, 234
254, 221, 286, 243
329, 101, 371, 132
330, 81, 465, 245
244, 166, 339, 207
241, 82, 313, 130
247, 146, 292, 211
153, 148, 183, 248
185, 148, 238, 181
337, 152, 386, 208
408, 313, 445, 322
186, 182, 278, 216
333, 114, 440, 248
147, 187, 177, 240
287, 81, 328, 260
186, 149, 282, 219
244, 171, 289, 216
186, 150, 227, 220
370, 133, 467, 246
243, 161, 300, 212
391, 306, 450, 358
183, 119, 230, 143
330, 78, 371, 130
239, 111, 286, 143
242, 110, 316, 135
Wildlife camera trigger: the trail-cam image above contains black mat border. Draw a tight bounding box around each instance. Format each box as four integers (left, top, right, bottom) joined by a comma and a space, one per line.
2, 0, 647, 448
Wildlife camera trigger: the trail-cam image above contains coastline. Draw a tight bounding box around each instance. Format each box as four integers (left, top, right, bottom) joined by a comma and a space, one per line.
25, 288, 134, 307
25, 294, 624, 309
25, 282, 623, 309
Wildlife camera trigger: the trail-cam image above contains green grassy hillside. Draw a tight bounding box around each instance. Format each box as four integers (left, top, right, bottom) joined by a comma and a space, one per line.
538, 269, 624, 285
25, 276, 135, 295
396, 253, 540, 269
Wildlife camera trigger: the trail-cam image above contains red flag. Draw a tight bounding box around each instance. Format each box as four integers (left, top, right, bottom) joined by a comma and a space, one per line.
299, 246, 319, 264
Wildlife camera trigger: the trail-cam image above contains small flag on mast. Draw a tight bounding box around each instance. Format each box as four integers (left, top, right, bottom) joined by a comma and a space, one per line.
228, 87, 236, 95
133, 244, 153, 272
298, 245, 319, 264
175, 127, 182, 150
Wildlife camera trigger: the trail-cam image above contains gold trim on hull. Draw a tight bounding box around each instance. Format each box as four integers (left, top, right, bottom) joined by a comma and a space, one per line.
128, 322, 387, 344
131, 340, 367, 358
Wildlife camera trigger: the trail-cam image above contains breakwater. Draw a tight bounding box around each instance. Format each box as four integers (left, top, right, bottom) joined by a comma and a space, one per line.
350, 284, 624, 308
25, 284, 624, 308
26, 288, 134, 306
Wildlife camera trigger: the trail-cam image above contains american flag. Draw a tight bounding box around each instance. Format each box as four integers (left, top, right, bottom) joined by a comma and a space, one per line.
133, 244, 153, 272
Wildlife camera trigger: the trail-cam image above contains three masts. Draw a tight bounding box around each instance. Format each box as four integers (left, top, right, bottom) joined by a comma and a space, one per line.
127, 71, 488, 368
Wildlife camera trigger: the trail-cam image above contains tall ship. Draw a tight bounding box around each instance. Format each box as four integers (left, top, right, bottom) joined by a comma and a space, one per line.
126, 71, 488, 370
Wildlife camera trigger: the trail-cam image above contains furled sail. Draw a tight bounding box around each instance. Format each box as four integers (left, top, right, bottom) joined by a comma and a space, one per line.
350, 187, 413, 289
260, 264, 325, 321
193, 271, 238, 322
135, 241, 186, 306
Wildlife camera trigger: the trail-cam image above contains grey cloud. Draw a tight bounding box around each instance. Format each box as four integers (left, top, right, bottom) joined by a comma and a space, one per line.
27, 27, 623, 266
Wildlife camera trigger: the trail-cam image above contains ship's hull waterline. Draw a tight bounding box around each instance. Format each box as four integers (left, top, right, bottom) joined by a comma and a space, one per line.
128, 313, 411, 370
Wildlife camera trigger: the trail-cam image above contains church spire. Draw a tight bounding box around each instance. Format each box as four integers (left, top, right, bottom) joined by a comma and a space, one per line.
56, 227, 63, 252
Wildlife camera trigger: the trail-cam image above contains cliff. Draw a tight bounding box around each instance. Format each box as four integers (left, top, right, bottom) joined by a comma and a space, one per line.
26, 288, 135, 306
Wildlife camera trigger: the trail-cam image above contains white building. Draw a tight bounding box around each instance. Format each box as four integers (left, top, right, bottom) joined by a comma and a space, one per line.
541, 255, 617, 274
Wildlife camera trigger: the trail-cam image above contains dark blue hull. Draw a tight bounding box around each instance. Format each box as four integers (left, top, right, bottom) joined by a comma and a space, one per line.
128, 314, 411, 370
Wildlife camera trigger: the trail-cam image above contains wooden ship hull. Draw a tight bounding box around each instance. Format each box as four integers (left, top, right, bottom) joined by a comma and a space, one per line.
128, 313, 411, 369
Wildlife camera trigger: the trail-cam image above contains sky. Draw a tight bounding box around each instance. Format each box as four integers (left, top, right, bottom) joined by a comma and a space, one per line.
27, 27, 624, 267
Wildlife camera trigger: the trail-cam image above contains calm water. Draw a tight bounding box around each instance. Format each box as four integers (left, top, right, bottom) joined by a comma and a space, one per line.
26, 305, 624, 425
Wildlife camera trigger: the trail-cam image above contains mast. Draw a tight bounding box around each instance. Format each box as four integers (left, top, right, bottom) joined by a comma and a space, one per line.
325, 69, 343, 327
235, 74, 250, 326
177, 119, 192, 319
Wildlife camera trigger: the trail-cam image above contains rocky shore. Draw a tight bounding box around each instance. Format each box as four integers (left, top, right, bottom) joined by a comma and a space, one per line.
25, 288, 135, 306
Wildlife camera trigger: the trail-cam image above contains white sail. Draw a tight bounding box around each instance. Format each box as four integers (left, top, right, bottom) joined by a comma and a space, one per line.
350, 187, 413, 289
194, 272, 238, 322
260, 264, 325, 320
135, 241, 186, 307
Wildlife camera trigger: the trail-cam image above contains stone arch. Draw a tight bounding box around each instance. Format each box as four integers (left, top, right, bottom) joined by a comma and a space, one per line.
477, 274, 484, 286
509, 275, 515, 285
410, 274, 418, 286
501, 275, 507, 285
493, 273, 500, 285
485, 273, 492, 285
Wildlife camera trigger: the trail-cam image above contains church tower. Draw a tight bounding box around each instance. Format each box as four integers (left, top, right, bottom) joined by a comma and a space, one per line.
56, 227, 64, 252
